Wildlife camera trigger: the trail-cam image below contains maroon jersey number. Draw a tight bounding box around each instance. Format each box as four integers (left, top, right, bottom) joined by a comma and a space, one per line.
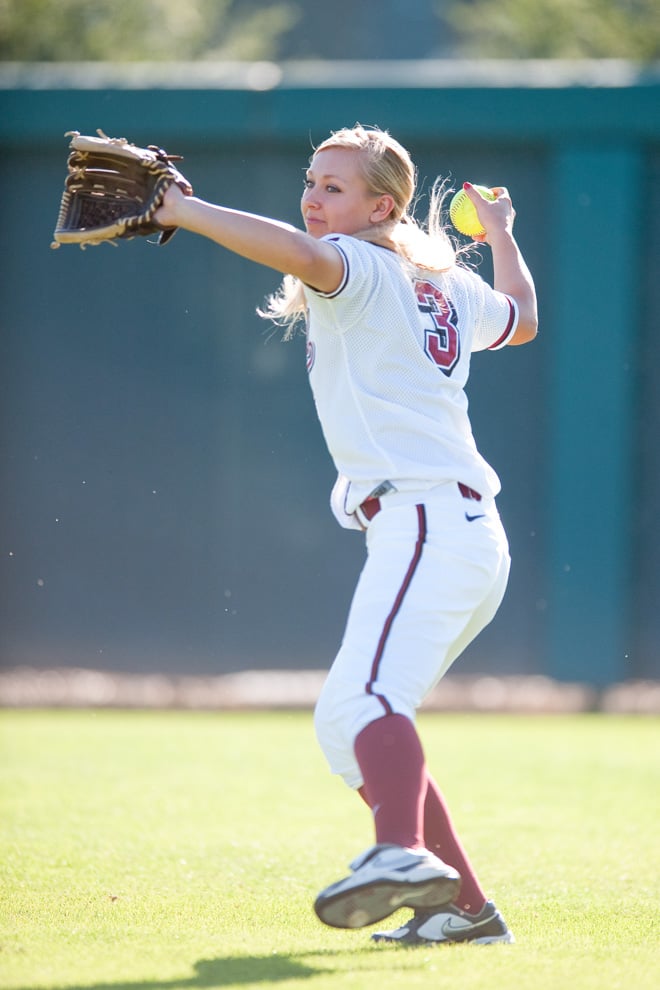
415, 280, 460, 376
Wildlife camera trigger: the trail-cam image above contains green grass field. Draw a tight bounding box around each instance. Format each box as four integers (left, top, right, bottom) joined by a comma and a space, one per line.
1, 709, 658, 990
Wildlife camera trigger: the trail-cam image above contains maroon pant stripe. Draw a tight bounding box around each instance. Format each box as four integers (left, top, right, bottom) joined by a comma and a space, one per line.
365, 504, 427, 714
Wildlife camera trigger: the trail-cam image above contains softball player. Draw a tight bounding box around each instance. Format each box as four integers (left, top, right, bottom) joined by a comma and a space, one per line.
156, 125, 537, 945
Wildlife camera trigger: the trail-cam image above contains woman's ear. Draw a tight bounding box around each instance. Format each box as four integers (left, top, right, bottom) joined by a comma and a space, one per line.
370, 194, 396, 224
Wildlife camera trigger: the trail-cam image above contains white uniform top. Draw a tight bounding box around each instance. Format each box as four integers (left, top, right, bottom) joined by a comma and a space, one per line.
303, 234, 518, 524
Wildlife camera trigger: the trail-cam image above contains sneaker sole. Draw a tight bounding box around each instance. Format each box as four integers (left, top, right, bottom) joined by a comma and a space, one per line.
314, 874, 461, 930
472, 932, 515, 945
372, 928, 516, 946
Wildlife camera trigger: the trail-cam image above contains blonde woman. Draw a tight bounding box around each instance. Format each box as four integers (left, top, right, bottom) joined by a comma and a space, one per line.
156, 125, 537, 945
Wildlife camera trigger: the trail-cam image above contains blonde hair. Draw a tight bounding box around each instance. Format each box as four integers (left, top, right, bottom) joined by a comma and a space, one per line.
261, 125, 458, 336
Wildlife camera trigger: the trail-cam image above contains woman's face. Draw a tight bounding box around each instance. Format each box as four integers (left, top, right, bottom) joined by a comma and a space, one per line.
301, 147, 385, 238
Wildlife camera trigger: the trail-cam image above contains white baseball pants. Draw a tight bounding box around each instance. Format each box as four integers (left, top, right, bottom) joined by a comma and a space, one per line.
314, 483, 511, 789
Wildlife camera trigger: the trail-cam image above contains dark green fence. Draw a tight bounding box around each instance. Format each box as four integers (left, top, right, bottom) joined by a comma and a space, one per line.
1, 62, 658, 684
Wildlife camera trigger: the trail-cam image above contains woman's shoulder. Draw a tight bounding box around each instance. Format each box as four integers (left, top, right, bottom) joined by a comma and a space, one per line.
423, 259, 481, 287
322, 232, 407, 278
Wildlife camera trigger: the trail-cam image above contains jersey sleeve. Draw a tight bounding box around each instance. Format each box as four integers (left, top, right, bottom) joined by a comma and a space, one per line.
466, 268, 519, 352
303, 235, 380, 332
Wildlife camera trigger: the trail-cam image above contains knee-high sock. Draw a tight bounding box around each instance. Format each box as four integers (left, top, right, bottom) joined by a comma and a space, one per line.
423, 772, 486, 914
356, 761, 487, 913
353, 714, 427, 850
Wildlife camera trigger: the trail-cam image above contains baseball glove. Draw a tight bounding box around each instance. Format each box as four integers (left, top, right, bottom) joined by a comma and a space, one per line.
51, 129, 193, 249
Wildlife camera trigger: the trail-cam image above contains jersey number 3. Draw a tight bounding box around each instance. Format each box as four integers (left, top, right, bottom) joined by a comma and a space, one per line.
415, 280, 460, 376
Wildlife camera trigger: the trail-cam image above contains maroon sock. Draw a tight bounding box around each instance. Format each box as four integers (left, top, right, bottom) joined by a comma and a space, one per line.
353, 714, 427, 849
423, 773, 486, 914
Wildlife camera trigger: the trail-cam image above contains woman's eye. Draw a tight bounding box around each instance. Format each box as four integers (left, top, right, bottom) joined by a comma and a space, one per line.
302, 179, 340, 193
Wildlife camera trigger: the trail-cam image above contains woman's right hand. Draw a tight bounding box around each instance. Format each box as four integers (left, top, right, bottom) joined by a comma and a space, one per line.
463, 182, 515, 244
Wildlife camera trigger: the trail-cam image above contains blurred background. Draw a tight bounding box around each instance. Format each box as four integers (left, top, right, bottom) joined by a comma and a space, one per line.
1, 0, 659, 692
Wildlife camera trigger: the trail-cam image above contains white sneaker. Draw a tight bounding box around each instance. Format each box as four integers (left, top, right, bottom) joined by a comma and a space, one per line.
314, 843, 461, 929
371, 900, 515, 945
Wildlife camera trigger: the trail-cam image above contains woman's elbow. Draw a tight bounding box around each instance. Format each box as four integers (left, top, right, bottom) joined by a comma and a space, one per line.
509, 298, 538, 345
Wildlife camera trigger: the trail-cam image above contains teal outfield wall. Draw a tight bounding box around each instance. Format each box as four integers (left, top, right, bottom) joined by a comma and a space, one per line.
1, 62, 659, 684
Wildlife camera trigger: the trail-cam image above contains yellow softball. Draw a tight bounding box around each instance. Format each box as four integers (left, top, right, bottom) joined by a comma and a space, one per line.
449, 185, 496, 237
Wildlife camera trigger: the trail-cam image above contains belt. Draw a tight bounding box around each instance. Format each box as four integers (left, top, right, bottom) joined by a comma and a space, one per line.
355, 482, 482, 529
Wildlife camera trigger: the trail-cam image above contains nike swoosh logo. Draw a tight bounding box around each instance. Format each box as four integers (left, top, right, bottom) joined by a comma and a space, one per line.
465, 513, 486, 522
442, 917, 475, 933
441, 915, 485, 936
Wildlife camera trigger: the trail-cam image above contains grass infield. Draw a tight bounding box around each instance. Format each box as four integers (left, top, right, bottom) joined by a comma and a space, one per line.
1, 709, 658, 989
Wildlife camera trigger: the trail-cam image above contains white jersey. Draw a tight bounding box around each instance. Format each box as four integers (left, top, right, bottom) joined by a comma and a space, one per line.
303, 234, 518, 520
